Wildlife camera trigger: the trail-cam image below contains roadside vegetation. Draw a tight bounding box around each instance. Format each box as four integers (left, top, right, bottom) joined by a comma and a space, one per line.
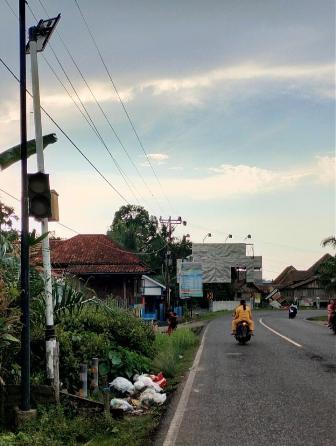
0, 328, 199, 446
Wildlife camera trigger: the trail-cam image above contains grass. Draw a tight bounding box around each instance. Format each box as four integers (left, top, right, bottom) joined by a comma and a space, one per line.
88, 411, 161, 446
306, 315, 328, 322
89, 329, 200, 446
0, 329, 200, 446
152, 329, 199, 378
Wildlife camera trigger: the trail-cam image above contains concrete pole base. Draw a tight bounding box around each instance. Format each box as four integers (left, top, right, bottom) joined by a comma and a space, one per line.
14, 406, 37, 429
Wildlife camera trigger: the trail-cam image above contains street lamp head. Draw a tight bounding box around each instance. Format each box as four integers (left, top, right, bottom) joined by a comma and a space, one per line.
202, 232, 211, 243
26, 14, 61, 54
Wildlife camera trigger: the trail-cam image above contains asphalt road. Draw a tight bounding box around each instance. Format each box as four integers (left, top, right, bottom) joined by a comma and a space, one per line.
156, 310, 336, 446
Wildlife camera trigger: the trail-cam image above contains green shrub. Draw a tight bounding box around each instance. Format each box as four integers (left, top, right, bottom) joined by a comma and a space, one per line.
0, 405, 114, 446
34, 305, 156, 392
61, 305, 156, 359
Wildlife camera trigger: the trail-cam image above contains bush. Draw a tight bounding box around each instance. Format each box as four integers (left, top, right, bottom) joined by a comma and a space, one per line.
33, 305, 157, 392
0, 405, 114, 446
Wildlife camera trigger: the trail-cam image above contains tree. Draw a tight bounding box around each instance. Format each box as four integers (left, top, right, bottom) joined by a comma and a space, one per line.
107, 204, 159, 253
107, 205, 192, 282
318, 256, 336, 295
0, 201, 18, 239
321, 236, 336, 249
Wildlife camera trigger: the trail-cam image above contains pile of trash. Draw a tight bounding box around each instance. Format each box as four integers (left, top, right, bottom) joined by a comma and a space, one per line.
109, 372, 167, 414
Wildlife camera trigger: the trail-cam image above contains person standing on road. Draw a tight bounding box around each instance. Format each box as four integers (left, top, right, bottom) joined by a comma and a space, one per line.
327, 299, 335, 327
231, 299, 254, 335
167, 311, 178, 335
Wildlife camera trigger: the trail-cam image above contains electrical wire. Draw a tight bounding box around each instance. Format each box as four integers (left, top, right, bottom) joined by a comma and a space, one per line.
35, 0, 164, 215
24, 3, 141, 205
0, 187, 169, 256
0, 55, 129, 203
73, 0, 174, 213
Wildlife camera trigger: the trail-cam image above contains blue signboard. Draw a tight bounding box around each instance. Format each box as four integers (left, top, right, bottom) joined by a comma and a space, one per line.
179, 262, 203, 299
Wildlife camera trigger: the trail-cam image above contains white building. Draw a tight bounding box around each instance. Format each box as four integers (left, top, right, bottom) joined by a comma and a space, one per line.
191, 243, 262, 284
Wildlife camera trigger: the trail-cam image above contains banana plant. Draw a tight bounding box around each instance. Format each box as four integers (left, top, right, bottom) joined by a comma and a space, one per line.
0, 133, 57, 171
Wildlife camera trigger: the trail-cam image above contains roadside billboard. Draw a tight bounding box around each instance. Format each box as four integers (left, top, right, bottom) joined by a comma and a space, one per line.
179, 262, 203, 299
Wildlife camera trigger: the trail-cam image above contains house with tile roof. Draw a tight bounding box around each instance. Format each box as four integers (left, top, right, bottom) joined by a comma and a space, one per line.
31, 234, 149, 307
269, 254, 333, 307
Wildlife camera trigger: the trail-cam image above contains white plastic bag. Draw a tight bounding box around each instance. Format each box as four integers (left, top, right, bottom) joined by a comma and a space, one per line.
110, 398, 134, 412
140, 388, 167, 406
134, 375, 162, 393
109, 377, 135, 395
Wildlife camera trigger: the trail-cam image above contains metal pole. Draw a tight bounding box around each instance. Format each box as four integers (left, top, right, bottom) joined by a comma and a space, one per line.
29, 29, 56, 381
19, 0, 31, 411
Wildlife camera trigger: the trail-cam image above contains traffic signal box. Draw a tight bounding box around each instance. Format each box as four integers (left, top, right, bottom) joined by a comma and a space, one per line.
28, 172, 52, 219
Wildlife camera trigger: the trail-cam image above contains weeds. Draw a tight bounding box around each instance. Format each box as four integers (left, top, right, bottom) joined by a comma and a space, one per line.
152, 329, 198, 378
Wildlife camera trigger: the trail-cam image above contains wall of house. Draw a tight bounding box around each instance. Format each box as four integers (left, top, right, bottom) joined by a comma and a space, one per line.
210, 300, 244, 312
83, 274, 141, 306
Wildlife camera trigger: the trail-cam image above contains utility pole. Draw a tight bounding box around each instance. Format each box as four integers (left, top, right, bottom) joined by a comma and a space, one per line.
19, 0, 30, 412
159, 216, 187, 310
26, 15, 60, 384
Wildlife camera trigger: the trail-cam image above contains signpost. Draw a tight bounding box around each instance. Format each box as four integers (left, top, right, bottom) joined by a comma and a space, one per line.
179, 262, 203, 299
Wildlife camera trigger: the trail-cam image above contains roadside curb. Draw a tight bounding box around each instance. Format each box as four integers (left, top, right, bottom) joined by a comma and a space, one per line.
152, 322, 209, 446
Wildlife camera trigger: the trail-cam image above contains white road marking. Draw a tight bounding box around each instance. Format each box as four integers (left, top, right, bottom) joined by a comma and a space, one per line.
259, 318, 303, 348
163, 325, 209, 446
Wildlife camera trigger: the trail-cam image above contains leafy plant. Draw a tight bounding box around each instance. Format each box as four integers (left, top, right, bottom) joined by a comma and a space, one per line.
318, 255, 336, 294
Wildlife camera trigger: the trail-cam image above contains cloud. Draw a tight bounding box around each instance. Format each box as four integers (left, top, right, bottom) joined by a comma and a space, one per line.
140, 63, 334, 102
42, 82, 134, 109
161, 154, 335, 201
141, 153, 169, 166
0, 154, 333, 241
147, 153, 169, 161
314, 155, 336, 184
0, 61, 333, 131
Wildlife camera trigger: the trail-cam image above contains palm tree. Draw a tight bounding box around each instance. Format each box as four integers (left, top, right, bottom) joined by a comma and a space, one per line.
321, 236, 336, 249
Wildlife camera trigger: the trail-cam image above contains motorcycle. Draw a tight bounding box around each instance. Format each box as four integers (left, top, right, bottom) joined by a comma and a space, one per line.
235, 320, 251, 345
288, 306, 297, 319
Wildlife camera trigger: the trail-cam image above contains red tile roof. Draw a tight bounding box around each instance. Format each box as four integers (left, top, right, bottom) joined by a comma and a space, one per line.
32, 234, 148, 275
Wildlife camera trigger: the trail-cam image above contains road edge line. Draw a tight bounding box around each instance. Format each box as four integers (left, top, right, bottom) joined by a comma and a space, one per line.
163, 324, 209, 446
259, 317, 303, 348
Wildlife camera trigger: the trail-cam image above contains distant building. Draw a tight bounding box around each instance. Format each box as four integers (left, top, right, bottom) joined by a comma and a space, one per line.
140, 275, 166, 321
31, 234, 149, 307
270, 254, 333, 307
192, 243, 262, 284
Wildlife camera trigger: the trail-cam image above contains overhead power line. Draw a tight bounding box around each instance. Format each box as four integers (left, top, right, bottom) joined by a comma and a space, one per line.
0, 187, 169, 256
73, 0, 174, 213
0, 56, 129, 203
35, 0, 164, 214
24, 2, 141, 205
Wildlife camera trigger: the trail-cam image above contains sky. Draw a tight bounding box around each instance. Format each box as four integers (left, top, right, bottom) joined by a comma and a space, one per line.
0, 0, 335, 279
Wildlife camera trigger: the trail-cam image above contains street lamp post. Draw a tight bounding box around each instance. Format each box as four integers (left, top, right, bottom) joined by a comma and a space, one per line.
225, 234, 232, 243
26, 14, 60, 384
19, 0, 30, 412
159, 216, 187, 309
202, 232, 212, 243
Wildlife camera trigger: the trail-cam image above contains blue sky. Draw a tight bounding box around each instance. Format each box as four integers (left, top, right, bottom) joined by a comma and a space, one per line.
0, 0, 335, 278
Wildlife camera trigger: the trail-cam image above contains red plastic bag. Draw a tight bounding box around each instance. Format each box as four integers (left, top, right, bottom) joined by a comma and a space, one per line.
150, 372, 167, 388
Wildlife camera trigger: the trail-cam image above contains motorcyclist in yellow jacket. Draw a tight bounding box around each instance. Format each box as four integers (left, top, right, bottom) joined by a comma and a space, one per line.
231, 299, 254, 335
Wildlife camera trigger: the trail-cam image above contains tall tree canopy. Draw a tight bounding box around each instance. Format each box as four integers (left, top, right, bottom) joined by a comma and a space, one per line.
107, 205, 159, 252
107, 205, 192, 285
